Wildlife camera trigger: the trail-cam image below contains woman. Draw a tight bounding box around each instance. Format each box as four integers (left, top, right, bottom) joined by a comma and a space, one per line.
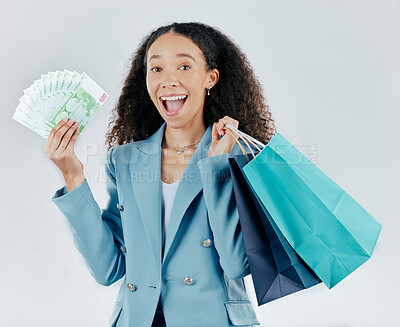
46, 22, 276, 327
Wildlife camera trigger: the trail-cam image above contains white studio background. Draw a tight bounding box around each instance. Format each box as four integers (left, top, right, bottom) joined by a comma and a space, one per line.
0, 0, 397, 326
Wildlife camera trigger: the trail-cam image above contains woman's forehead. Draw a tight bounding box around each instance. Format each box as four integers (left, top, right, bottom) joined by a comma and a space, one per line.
147, 33, 203, 61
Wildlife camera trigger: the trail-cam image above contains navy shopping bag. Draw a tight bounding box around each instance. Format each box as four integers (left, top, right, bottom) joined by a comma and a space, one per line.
229, 154, 321, 306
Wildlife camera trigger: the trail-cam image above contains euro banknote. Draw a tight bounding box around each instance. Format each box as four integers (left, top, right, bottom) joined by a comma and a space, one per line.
12, 70, 108, 138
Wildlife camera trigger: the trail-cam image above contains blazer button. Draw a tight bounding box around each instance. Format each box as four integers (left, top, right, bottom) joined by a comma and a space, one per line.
127, 283, 136, 291
202, 238, 212, 247
120, 245, 126, 253
184, 277, 194, 285
116, 203, 124, 211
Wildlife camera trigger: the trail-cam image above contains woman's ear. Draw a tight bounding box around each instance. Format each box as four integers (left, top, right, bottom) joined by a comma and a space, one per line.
208, 68, 219, 88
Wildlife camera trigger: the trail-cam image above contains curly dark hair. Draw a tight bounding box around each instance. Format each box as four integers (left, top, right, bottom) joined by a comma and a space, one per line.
105, 21, 277, 152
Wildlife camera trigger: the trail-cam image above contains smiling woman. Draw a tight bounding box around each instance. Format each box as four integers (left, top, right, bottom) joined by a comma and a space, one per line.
48, 21, 277, 327
145, 32, 219, 130
105, 22, 276, 148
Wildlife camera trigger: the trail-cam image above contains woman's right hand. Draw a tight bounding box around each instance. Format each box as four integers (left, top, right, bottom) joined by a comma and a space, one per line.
44, 118, 84, 191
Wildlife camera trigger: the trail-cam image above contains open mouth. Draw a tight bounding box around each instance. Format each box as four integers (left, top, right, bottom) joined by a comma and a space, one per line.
160, 95, 187, 117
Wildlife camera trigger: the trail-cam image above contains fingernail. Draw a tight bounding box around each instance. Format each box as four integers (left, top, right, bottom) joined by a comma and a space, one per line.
62, 118, 67, 122
70, 118, 74, 122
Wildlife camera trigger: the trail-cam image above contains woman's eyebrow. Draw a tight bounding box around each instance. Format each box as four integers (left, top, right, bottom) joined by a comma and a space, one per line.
148, 53, 196, 63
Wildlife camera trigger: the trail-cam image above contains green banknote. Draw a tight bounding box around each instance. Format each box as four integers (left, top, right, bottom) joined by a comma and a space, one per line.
12, 70, 109, 138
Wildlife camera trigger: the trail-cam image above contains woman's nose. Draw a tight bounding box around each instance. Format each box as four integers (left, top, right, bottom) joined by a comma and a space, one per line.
161, 72, 180, 88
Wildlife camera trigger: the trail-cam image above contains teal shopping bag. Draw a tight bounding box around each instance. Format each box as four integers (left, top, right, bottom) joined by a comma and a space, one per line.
225, 125, 382, 289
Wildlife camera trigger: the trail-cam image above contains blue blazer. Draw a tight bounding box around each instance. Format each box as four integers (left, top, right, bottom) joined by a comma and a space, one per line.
52, 122, 260, 327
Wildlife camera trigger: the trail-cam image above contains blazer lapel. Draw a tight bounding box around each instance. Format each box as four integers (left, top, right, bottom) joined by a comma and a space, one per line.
128, 124, 164, 279
162, 123, 212, 265
128, 122, 213, 275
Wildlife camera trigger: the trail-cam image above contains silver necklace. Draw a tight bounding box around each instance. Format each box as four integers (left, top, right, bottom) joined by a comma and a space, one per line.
162, 137, 201, 154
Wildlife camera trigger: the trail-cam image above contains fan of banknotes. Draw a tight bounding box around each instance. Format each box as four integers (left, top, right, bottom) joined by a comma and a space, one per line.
12, 70, 108, 138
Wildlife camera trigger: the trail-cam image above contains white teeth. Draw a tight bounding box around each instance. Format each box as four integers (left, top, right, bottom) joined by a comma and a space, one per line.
160, 95, 187, 101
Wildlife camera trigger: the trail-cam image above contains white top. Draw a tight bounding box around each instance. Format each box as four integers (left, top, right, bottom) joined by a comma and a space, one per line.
161, 179, 180, 258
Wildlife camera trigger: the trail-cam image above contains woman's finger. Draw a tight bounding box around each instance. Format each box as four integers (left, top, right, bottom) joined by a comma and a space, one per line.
64, 122, 80, 153
216, 119, 226, 135
49, 118, 76, 153
216, 116, 239, 135
211, 122, 219, 143
51, 119, 77, 153
58, 121, 79, 153
45, 118, 69, 153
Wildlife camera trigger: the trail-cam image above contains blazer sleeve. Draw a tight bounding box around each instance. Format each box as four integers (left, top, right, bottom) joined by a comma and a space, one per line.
197, 139, 255, 280
51, 147, 125, 286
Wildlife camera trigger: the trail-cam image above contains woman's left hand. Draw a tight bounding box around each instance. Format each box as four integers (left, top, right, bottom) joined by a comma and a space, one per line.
208, 116, 239, 157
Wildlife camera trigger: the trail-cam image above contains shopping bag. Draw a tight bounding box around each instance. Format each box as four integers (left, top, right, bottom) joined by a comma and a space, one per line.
224, 125, 382, 289
229, 153, 321, 306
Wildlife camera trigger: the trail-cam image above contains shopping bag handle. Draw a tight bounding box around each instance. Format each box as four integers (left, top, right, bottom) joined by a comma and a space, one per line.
223, 124, 266, 158
226, 124, 266, 149
224, 126, 258, 156
223, 127, 249, 155
223, 125, 259, 156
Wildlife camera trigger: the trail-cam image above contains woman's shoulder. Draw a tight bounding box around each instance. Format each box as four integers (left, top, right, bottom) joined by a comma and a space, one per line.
107, 139, 144, 154
106, 141, 141, 166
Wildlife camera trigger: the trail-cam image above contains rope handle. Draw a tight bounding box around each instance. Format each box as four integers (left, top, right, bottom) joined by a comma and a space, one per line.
223, 124, 266, 158
224, 127, 248, 155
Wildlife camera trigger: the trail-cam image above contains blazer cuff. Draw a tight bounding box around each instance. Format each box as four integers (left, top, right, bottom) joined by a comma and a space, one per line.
51, 178, 101, 232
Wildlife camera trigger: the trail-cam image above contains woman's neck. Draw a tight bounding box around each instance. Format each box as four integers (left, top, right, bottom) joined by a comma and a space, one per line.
163, 121, 207, 148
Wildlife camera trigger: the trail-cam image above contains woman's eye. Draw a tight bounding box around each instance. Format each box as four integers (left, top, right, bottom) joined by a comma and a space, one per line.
179, 65, 190, 71
150, 65, 189, 72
